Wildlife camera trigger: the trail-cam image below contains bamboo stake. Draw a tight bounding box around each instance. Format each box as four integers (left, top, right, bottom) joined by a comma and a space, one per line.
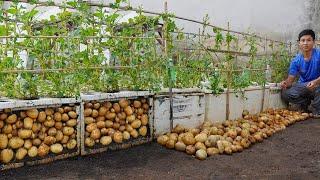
260, 36, 268, 112
226, 22, 231, 121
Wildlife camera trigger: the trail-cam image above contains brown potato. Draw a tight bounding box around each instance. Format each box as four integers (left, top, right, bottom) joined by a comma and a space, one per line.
66, 139, 77, 150
28, 146, 38, 157
61, 136, 70, 144
0, 134, 8, 149
133, 100, 142, 108
9, 137, 24, 149
63, 106, 72, 113
91, 109, 99, 118
84, 108, 93, 117
26, 109, 39, 119
85, 137, 95, 147
18, 129, 32, 139
141, 114, 148, 126
24, 117, 33, 129
66, 119, 77, 127
96, 121, 105, 129
0, 113, 8, 120
138, 126, 147, 136
55, 131, 64, 142
43, 136, 56, 145
100, 136, 112, 146
98, 107, 108, 116
44, 119, 55, 127
84, 117, 94, 124
61, 113, 69, 122
68, 111, 77, 119
50, 143, 63, 154
55, 122, 63, 130
16, 148, 28, 160
86, 123, 97, 133
105, 112, 116, 120
37, 111, 46, 122
124, 106, 133, 116
90, 129, 101, 140
113, 103, 121, 113
131, 120, 142, 129
32, 138, 42, 146
45, 108, 54, 116
93, 103, 101, 110
54, 112, 62, 122
24, 139, 33, 150
6, 114, 17, 124
38, 143, 50, 157
1, 149, 14, 163
63, 127, 75, 136
96, 116, 105, 122
3, 124, 13, 134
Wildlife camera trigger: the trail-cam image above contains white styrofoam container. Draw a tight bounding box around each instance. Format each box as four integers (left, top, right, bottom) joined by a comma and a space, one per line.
153, 89, 205, 136
205, 85, 286, 123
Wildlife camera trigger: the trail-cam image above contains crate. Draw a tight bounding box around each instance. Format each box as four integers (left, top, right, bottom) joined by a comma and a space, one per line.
0, 98, 81, 170
80, 91, 154, 156
153, 88, 205, 136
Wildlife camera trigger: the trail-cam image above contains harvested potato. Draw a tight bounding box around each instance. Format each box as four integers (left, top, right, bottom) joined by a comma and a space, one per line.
24, 117, 33, 129
28, 146, 38, 157
119, 99, 129, 108
100, 136, 112, 146
63, 127, 75, 136
18, 129, 32, 139
45, 108, 54, 116
139, 126, 148, 136
37, 111, 47, 122
130, 129, 139, 138
131, 120, 141, 129
26, 109, 39, 119
16, 148, 28, 160
2, 124, 12, 134
68, 111, 77, 119
113, 132, 123, 143
90, 129, 101, 140
38, 143, 50, 157
24, 139, 33, 150
9, 137, 24, 149
85, 137, 95, 147
61, 113, 69, 122
66, 119, 77, 127
175, 141, 186, 152
54, 112, 62, 121
50, 144, 63, 154
66, 139, 77, 150
6, 114, 17, 124
44, 136, 57, 145
0, 134, 8, 149
140, 114, 148, 126
196, 149, 207, 160
1, 149, 14, 163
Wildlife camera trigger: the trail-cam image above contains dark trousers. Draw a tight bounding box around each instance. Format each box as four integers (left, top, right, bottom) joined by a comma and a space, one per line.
281, 83, 320, 114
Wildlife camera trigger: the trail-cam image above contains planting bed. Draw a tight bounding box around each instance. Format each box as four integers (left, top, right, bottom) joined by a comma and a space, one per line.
0, 118, 319, 179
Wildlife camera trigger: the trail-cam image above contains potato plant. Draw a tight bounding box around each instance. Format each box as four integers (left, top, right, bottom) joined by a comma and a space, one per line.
0, 106, 78, 164
84, 98, 150, 148
157, 109, 310, 160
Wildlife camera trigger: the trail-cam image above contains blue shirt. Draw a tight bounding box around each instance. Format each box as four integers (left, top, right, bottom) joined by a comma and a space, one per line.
288, 48, 320, 83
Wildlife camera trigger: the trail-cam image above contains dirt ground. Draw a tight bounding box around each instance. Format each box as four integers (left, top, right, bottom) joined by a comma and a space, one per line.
1, 118, 320, 180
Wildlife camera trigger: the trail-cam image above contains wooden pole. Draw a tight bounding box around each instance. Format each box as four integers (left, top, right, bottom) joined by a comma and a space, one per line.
260, 36, 268, 112
226, 22, 231, 120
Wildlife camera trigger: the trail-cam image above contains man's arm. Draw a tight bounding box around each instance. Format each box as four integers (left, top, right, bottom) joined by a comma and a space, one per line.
280, 75, 295, 89
307, 76, 320, 91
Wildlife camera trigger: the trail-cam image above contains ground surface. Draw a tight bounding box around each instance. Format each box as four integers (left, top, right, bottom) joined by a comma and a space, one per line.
1, 119, 320, 180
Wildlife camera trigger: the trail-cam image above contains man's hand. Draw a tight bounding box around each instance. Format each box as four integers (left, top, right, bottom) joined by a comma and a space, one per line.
280, 80, 288, 89
306, 80, 318, 91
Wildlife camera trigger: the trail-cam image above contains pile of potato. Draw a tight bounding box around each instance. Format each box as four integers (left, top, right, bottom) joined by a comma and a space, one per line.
84, 98, 150, 148
157, 109, 310, 160
0, 106, 78, 164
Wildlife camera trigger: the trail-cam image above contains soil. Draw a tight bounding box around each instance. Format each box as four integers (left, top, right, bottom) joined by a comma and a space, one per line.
1, 118, 320, 180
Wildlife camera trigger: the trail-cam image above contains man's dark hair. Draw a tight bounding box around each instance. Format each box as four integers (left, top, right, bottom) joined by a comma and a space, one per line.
298, 29, 315, 41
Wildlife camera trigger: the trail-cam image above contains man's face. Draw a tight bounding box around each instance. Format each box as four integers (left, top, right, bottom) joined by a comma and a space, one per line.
299, 35, 315, 52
